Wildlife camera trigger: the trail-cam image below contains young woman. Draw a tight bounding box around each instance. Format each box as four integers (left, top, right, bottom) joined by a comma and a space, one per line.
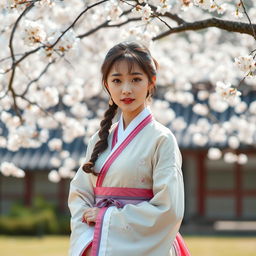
68, 42, 190, 256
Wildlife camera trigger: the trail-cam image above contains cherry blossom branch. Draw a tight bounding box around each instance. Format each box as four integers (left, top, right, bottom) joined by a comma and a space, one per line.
78, 17, 140, 38
18, 95, 66, 129
4, 0, 109, 123
19, 58, 56, 97
148, 3, 185, 25
8, 1, 35, 124
5, 0, 108, 74
154, 17, 256, 41
51, 0, 108, 48
240, 0, 256, 41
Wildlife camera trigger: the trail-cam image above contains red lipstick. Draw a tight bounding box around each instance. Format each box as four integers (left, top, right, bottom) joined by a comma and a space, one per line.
121, 98, 135, 104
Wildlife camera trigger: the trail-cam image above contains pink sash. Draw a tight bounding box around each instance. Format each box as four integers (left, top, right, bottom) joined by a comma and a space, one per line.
88, 113, 190, 256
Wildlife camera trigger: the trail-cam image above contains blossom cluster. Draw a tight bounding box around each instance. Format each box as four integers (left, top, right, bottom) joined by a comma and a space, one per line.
0, 162, 25, 178
0, 0, 256, 182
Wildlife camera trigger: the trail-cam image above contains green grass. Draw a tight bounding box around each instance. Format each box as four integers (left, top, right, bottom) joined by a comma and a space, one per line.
0, 235, 256, 256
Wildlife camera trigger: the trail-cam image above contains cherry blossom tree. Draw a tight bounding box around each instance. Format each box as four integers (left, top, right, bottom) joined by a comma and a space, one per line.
0, 0, 256, 181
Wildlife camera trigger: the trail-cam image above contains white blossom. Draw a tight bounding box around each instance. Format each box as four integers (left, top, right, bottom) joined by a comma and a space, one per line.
197, 90, 209, 101
232, 3, 244, 19
193, 0, 213, 10
59, 166, 71, 178
50, 157, 61, 168
151, 100, 175, 125
215, 81, 241, 103
54, 111, 67, 123
22, 20, 46, 46
48, 138, 63, 151
62, 118, 86, 143
193, 103, 209, 116
106, 1, 122, 21
63, 158, 76, 170
207, 147, 222, 160
35, 87, 59, 109
237, 153, 248, 165
209, 93, 229, 112
171, 117, 187, 131
0, 162, 25, 178
60, 150, 70, 159
156, 1, 171, 15
134, 4, 152, 21
249, 101, 256, 115
228, 136, 240, 149
234, 101, 247, 114
234, 55, 256, 73
70, 103, 89, 118
48, 170, 60, 183
0, 136, 7, 147
224, 152, 237, 163
193, 133, 208, 146
209, 124, 226, 144
13, 168, 25, 178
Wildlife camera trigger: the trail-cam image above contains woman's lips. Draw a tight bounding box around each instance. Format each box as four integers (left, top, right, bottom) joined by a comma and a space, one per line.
121, 98, 135, 104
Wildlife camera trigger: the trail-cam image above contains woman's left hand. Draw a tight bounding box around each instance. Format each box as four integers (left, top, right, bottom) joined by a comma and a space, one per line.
83, 207, 100, 225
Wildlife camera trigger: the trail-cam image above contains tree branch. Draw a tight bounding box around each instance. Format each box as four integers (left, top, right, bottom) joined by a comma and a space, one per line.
51, 0, 109, 48
78, 17, 140, 38
19, 58, 56, 97
8, 2, 35, 124
240, 0, 256, 41
154, 17, 256, 40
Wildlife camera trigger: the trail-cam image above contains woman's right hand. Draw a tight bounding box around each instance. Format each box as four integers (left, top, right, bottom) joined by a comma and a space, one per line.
83, 207, 100, 225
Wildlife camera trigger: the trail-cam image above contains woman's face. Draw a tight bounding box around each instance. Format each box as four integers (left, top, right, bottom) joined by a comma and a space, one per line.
106, 60, 153, 119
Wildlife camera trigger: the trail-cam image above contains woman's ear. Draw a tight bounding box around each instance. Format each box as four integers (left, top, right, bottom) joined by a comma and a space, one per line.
104, 81, 109, 88
149, 76, 156, 89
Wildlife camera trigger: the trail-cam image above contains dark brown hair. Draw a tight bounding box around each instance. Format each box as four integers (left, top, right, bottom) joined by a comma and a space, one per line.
82, 41, 158, 175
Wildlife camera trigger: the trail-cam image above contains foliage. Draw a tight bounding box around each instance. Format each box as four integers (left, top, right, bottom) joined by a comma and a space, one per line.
0, 197, 70, 235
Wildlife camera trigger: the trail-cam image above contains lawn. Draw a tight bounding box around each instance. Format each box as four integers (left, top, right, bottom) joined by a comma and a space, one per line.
0, 235, 256, 256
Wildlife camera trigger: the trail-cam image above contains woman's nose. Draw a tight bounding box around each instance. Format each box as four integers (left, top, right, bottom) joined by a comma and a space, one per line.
122, 83, 132, 94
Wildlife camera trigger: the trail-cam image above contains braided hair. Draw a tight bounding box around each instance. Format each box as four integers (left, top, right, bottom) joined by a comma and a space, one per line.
82, 41, 158, 175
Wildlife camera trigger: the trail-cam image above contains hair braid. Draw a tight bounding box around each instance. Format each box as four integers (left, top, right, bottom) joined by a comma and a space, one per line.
82, 103, 118, 175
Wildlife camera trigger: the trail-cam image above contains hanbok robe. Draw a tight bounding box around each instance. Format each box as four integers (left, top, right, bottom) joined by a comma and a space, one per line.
68, 107, 190, 256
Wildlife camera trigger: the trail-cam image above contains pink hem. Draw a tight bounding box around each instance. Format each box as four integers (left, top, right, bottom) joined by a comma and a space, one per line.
176, 232, 191, 256
91, 207, 107, 256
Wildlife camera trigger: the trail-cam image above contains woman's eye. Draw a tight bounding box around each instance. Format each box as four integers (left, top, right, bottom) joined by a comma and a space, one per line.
132, 77, 142, 83
112, 79, 121, 83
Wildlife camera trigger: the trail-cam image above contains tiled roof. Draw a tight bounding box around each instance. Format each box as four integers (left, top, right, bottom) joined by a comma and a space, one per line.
0, 90, 255, 171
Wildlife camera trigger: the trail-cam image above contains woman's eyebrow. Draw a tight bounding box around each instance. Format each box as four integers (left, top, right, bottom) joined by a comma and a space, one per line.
130, 72, 143, 76
111, 73, 122, 76
111, 72, 143, 76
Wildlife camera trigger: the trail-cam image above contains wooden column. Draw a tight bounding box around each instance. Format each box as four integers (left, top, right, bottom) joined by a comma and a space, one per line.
58, 178, 66, 212
24, 171, 33, 206
197, 152, 206, 217
235, 162, 242, 217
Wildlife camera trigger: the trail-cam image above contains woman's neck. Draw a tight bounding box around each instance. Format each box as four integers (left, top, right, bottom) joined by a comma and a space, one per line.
122, 107, 146, 130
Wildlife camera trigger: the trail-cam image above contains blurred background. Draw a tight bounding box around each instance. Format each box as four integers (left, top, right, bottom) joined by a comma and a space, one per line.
1, 0, 256, 255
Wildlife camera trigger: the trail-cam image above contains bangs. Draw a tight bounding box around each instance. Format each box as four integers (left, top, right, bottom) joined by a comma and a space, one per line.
112, 54, 147, 75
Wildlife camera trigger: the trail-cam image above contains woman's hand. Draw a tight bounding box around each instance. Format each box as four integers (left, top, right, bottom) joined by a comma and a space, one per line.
83, 207, 100, 225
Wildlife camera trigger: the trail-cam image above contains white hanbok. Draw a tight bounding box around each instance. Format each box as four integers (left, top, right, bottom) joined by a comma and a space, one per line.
68, 107, 190, 256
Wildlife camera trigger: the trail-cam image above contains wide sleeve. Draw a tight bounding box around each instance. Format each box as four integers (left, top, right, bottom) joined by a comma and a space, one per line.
68, 136, 96, 256
104, 132, 184, 256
